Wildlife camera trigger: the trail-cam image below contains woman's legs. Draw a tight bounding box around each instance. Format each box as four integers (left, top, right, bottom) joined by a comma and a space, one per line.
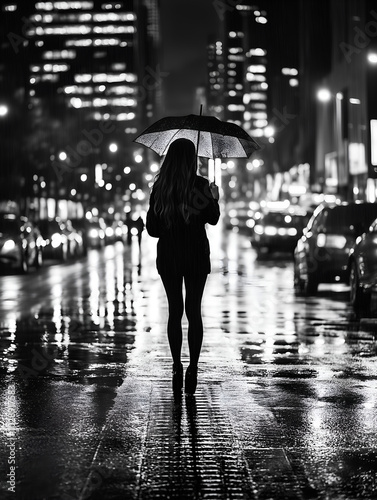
184, 273, 207, 368
160, 273, 184, 365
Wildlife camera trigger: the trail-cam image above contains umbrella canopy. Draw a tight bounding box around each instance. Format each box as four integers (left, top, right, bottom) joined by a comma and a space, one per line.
133, 114, 260, 158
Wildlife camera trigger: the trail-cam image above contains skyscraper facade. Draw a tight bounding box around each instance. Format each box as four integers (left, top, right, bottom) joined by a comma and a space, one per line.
0, 0, 161, 213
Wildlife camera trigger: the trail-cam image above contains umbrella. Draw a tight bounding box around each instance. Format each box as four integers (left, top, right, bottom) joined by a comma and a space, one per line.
133, 112, 260, 159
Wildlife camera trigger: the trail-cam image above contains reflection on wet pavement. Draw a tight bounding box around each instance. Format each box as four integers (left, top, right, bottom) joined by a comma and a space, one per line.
0, 228, 377, 499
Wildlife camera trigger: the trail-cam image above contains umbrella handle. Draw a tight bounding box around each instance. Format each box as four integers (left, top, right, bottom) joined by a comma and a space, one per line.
196, 104, 202, 158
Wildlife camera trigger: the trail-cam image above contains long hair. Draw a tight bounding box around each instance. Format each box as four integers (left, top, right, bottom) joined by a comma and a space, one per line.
152, 138, 197, 227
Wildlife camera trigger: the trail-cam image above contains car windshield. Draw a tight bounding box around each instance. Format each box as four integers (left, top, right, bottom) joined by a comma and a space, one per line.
0, 216, 18, 233
262, 212, 306, 227
326, 204, 377, 234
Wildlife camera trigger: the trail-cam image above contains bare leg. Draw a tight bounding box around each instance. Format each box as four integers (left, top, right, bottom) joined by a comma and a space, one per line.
184, 273, 207, 368
161, 273, 184, 365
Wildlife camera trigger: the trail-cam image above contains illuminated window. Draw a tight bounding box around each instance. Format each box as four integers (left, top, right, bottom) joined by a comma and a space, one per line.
249, 92, 267, 100
246, 73, 266, 82
254, 119, 268, 128
229, 47, 243, 54
228, 55, 244, 62
43, 50, 76, 59
93, 38, 121, 46
102, 2, 123, 9
106, 85, 136, 95
41, 74, 59, 82
43, 63, 69, 72
111, 63, 126, 71
282, 67, 298, 76
248, 48, 266, 57
94, 26, 135, 34
66, 39, 92, 47
228, 104, 245, 112
251, 103, 267, 110
74, 74, 92, 83
3, 4, 17, 11
35, 26, 92, 35
247, 65, 266, 73
93, 13, 135, 22
35, 2, 94, 10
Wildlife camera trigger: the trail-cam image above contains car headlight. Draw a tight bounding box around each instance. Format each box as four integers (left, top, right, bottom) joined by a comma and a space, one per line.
51, 233, 63, 248
89, 228, 99, 238
317, 233, 347, 249
3, 239, 16, 251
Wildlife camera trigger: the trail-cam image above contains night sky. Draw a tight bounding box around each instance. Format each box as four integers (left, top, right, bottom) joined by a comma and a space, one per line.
160, 0, 299, 116
160, 0, 221, 115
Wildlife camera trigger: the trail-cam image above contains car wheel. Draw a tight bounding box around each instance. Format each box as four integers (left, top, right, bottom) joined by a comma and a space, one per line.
350, 261, 370, 311
294, 257, 318, 295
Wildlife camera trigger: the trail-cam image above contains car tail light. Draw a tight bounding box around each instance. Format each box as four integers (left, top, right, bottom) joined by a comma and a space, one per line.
317, 233, 347, 249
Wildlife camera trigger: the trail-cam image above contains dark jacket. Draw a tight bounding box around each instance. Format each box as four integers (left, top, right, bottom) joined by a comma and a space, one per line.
146, 175, 220, 276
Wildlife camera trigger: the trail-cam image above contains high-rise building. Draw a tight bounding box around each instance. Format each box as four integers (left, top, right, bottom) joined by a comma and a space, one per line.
221, 2, 270, 137
0, 0, 161, 213
206, 35, 224, 119
26, 1, 141, 133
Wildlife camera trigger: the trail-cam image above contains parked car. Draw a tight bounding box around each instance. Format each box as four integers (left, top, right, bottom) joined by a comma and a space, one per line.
294, 202, 377, 295
251, 207, 310, 256
348, 217, 377, 312
0, 213, 43, 273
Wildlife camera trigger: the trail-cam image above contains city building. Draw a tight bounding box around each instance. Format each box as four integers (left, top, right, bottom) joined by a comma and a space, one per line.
314, 0, 377, 202
0, 0, 161, 217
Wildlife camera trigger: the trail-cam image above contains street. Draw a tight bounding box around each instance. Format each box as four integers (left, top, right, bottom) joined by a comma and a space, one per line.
1, 224, 377, 499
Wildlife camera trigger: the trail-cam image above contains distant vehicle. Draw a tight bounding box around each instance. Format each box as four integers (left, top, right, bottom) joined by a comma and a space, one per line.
38, 219, 70, 261
103, 218, 126, 244
64, 219, 85, 257
71, 218, 106, 248
294, 202, 377, 295
224, 201, 260, 232
251, 207, 310, 256
0, 213, 43, 273
348, 217, 377, 313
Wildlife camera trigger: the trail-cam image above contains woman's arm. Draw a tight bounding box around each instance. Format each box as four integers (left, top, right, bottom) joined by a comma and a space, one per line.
200, 179, 220, 225
146, 192, 161, 237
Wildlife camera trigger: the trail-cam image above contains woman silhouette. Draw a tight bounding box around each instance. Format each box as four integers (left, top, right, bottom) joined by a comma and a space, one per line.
146, 138, 220, 395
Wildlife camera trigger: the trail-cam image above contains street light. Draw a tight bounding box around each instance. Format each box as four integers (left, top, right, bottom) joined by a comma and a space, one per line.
367, 52, 377, 64
0, 104, 8, 117
317, 88, 331, 102
109, 143, 118, 153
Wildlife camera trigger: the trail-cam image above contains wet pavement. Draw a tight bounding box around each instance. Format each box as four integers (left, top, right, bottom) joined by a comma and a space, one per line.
1, 224, 377, 499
